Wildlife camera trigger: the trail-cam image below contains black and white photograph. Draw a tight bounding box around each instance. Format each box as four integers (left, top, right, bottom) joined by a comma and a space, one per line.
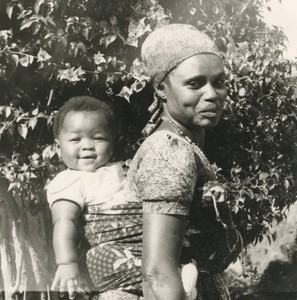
0, 1, 296, 299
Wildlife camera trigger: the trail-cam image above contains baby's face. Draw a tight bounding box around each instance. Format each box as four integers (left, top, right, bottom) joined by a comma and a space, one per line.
56, 111, 113, 172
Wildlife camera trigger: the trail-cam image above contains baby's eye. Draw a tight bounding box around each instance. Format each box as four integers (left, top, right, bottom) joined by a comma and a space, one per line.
70, 137, 80, 142
94, 136, 105, 141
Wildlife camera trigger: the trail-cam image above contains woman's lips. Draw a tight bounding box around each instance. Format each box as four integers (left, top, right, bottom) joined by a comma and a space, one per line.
200, 108, 218, 117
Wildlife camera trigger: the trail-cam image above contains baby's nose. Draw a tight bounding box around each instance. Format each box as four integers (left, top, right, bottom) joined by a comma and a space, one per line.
82, 141, 95, 150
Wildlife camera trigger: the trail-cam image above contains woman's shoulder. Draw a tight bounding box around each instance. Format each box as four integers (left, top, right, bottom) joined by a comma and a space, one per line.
139, 130, 194, 157
132, 130, 218, 182
130, 130, 197, 176
145, 129, 191, 144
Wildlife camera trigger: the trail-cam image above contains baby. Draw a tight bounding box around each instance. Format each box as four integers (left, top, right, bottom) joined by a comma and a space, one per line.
47, 95, 198, 300
47, 96, 125, 298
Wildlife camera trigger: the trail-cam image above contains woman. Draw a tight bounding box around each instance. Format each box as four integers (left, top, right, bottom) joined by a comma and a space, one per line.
126, 23, 243, 299
78, 24, 242, 300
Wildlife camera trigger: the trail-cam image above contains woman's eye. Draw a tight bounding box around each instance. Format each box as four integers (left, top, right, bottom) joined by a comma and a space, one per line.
188, 80, 205, 89
215, 78, 226, 87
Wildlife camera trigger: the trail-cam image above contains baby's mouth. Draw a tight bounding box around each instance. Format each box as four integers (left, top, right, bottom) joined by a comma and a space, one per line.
80, 155, 96, 160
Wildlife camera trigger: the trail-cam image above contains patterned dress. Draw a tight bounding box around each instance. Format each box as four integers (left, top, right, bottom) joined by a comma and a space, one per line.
80, 130, 242, 300
128, 130, 243, 299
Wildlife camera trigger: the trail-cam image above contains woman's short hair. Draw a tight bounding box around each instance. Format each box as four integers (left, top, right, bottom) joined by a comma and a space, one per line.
53, 96, 118, 139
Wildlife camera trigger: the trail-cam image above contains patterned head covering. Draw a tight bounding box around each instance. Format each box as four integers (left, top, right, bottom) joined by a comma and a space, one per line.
141, 23, 221, 87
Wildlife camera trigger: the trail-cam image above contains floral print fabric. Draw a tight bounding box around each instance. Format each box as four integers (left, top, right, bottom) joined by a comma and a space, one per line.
81, 130, 241, 299
79, 202, 143, 296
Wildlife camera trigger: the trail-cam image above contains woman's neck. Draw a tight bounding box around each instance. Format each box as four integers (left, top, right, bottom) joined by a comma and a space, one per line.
158, 114, 205, 149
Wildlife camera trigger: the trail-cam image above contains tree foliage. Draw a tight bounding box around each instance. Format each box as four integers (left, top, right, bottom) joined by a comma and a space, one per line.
0, 0, 296, 294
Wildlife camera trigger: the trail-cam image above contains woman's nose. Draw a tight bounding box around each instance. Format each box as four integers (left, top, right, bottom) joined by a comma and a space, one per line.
203, 83, 218, 101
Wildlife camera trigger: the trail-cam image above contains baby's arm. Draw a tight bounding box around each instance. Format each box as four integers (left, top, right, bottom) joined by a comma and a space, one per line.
51, 200, 88, 298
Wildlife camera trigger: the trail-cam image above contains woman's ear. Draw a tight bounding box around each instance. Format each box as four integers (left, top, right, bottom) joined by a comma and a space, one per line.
155, 82, 167, 102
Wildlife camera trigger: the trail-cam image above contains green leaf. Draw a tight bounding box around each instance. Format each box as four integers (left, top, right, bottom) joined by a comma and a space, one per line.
284, 179, 290, 190
42, 145, 56, 160
262, 186, 269, 196
57, 67, 86, 82
19, 55, 34, 67
11, 54, 19, 66
105, 35, 117, 47
33, 22, 42, 35
0, 124, 5, 135
94, 51, 106, 65
238, 87, 246, 96
6, 4, 14, 19
34, 0, 44, 14
17, 3, 24, 11
47, 18, 56, 26
20, 19, 34, 30
37, 48, 51, 62
28, 117, 37, 129
8, 182, 16, 191
44, 32, 55, 39
40, 16, 48, 25
259, 172, 269, 180
18, 124, 28, 139
32, 107, 39, 116
117, 86, 132, 102
4, 106, 11, 118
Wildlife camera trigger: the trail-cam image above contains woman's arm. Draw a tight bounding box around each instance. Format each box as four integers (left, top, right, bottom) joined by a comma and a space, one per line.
142, 213, 187, 300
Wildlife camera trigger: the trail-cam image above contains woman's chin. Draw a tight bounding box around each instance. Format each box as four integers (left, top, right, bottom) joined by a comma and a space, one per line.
193, 119, 220, 129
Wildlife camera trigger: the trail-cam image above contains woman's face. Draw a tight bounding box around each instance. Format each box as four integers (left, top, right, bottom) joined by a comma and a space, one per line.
160, 54, 227, 129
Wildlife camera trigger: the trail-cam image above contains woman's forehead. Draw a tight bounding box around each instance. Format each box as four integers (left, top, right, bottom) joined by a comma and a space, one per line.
169, 54, 224, 79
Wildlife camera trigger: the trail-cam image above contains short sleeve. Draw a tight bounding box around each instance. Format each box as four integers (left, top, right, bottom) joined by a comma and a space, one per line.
46, 170, 84, 209
135, 132, 197, 216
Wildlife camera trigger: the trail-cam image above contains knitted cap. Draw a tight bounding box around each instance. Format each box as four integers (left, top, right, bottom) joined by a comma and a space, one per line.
141, 23, 221, 87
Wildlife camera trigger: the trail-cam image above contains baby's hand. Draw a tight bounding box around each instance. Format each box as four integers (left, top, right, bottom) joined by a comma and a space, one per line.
51, 263, 90, 299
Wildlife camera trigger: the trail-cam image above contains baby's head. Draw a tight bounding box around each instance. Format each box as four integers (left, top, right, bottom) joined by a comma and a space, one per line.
53, 96, 117, 172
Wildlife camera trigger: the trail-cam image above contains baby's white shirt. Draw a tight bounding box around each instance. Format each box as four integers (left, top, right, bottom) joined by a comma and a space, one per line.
46, 162, 126, 210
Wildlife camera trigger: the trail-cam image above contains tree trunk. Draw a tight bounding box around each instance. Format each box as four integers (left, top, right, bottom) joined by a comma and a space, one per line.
0, 179, 53, 299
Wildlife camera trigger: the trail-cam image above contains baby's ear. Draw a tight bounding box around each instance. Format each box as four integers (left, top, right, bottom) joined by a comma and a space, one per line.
54, 139, 61, 158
